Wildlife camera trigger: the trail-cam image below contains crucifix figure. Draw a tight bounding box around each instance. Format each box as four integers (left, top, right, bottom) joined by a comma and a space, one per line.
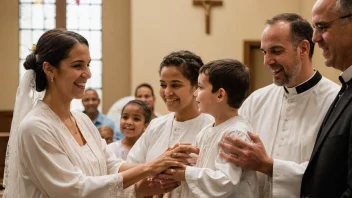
193, 0, 223, 34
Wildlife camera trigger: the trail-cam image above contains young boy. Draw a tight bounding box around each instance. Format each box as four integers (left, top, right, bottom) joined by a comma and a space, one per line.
159, 59, 258, 197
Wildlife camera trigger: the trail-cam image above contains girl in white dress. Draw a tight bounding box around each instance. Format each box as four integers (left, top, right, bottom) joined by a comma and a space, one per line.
3, 29, 198, 198
127, 50, 214, 197
107, 84, 160, 141
108, 100, 152, 160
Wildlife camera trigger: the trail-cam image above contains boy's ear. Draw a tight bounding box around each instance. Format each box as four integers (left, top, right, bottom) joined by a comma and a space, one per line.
217, 88, 226, 101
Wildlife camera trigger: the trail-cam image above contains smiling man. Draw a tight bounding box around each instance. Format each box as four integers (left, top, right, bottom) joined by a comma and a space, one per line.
301, 0, 352, 197
218, 13, 339, 198
82, 88, 119, 141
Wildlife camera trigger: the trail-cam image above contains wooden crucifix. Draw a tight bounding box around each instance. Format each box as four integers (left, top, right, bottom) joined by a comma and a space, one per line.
193, 0, 223, 34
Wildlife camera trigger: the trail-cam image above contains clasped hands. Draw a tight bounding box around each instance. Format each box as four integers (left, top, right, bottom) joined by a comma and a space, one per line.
152, 143, 199, 184
136, 143, 199, 197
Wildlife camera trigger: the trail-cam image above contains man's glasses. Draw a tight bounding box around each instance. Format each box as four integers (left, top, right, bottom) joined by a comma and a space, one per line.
313, 14, 352, 33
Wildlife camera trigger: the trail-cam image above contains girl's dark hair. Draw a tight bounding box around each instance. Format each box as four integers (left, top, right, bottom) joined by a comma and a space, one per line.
159, 50, 204, 86
121, 100, 152, 124
23, 28, 89, 92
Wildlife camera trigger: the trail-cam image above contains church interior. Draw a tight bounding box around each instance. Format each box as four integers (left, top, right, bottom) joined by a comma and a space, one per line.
0, 0, 343, 196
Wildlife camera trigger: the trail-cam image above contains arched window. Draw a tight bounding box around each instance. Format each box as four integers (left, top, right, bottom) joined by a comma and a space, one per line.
19, 0, 102, 111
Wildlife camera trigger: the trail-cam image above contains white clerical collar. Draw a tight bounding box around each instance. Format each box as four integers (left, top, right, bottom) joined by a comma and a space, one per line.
339, 65, 352, 84
284, 70, 321, 95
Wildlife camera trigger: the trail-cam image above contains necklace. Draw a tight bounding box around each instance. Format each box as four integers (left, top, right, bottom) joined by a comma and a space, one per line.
68, 115, 79, 135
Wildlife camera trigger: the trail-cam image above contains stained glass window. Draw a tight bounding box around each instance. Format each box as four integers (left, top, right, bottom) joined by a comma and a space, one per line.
19, 0, 103, 112
19, 0, 56, 79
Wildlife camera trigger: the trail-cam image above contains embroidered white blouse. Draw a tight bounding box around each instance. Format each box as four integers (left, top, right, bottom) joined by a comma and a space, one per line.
16, 101, 135, 198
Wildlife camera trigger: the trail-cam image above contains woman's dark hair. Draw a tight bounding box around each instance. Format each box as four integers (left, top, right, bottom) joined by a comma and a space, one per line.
23, 28, 89, 92
121, 100, 152, 124
159, 50, 204, 86
134, 83, 155, 97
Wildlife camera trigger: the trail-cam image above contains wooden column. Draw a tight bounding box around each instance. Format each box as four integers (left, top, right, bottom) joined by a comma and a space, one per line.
0, 132, 10, 187
56, 0, 66, 29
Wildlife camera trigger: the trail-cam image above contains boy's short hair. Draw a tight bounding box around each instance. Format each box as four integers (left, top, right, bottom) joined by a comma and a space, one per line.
199, 59, 250, 109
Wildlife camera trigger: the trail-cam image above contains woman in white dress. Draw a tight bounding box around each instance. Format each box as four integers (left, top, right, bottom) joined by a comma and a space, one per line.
127, 50, 214, 197
3, 29, 197, 198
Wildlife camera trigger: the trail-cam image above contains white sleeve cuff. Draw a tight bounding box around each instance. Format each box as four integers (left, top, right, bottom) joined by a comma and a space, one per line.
185, 166, 202, 196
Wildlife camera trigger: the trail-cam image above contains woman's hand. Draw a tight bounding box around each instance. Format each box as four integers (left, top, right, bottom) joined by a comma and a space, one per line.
155, 167, 186, 181
168, 143, 199, 166
146, 144, 199, 176
120, 144, 199, 189
135, 177, 180, 198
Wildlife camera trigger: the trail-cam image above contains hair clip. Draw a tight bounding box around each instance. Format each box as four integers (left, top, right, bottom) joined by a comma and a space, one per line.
32, 44, 37, 52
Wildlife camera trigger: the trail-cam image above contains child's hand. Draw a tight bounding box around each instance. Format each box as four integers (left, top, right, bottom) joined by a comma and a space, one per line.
168, 142, 196, 151
147, 144, 199, 176
186, 153, 199, 166
155, 167, 186, 181
166, 144, 200, 165
149, 177, 181, 186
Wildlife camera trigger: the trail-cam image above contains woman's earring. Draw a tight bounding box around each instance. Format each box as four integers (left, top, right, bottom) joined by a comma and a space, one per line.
50, 77, 54, 82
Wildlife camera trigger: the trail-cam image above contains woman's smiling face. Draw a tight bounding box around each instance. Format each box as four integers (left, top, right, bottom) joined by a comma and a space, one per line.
159, 66, 197, 114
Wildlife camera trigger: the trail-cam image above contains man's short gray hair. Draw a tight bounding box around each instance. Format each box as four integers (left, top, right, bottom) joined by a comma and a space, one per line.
335, 0, 352, 15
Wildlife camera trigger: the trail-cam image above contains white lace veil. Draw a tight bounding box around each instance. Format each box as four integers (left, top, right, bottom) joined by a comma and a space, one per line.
3, 70, 44, 197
